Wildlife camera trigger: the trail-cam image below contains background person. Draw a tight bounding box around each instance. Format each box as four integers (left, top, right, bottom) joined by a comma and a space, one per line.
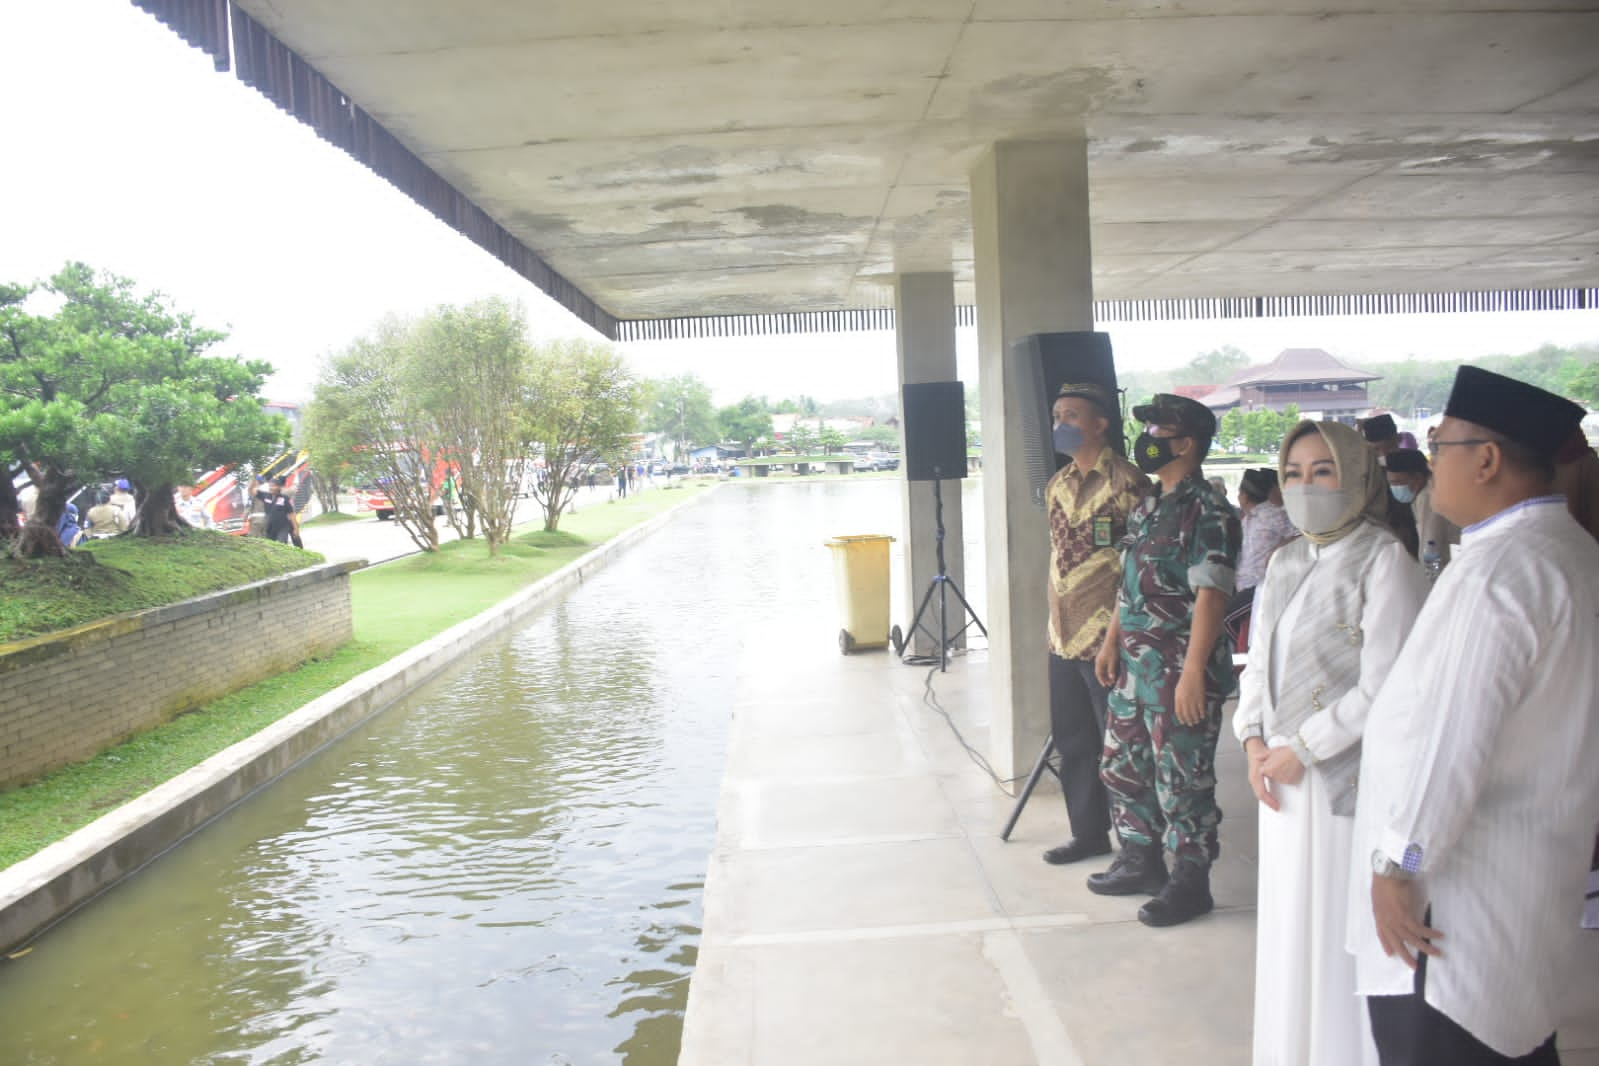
1553, 428, 1599, 542
86, 490, 127, 536
1353, 366, 1599, 1065
261, 476, 300, 545
108, 477, 136, 527
1359, 414, 1401, 461
56, 502, 87, 548
175, 485, 210, 529
1383, 447, 1458, 569
1041, 382, 1150, 867
1225, 467, 1298, 649
1234, 420, 1425, 1066
1089, 393, 1240, 928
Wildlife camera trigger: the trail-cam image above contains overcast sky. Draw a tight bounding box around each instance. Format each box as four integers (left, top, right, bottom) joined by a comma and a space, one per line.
3, 0, 1595, 408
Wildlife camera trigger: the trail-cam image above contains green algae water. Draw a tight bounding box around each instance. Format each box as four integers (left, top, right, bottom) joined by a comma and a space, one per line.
0, 480, 975, 1066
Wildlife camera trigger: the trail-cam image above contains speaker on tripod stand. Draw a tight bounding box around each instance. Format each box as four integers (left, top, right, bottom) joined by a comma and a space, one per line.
898, 381, 986, 670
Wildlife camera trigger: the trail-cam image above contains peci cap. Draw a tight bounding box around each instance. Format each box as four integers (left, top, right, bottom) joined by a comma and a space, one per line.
1384, 448, 1429, 475
1239, 467, 1277, 499
1443, 365, 1586, 458
1132, 393, 1217, 439
1359, 414, 1398, 443
1056, 381, 1116, 418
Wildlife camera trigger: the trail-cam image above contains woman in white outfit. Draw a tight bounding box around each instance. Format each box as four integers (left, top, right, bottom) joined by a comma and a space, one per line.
1233, 420, 1427, 1066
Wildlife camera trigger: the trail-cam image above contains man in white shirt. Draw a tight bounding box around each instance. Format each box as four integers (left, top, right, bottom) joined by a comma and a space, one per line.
1351, 366, 1599, 1065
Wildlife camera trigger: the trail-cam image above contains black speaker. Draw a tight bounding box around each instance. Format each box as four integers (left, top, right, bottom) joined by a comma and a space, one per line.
1013, 331, 1122, 508
902, 381, 968, 482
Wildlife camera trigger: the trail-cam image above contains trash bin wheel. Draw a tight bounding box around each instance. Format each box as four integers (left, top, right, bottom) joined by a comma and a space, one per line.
839, 629, 856, 655
889, 624, 905, 657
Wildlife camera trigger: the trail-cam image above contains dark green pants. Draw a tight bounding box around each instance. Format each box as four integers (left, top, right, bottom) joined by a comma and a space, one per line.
1100, 660, 1223, 867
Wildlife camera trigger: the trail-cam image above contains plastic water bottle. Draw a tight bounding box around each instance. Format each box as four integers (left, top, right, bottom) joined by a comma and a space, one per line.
1422, 540, 1443, 584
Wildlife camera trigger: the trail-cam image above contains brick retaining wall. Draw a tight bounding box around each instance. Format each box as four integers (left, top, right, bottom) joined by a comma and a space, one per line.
0, 561, 361, 791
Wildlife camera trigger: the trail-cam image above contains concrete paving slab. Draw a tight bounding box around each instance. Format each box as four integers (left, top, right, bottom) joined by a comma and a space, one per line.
737, 775, 961, 851
711, 837, 1001, 943
729, 727, 925, 783
748, 933, 1041, 1066
683, 645, 1599, 1064
1018, 911, 1257, 1066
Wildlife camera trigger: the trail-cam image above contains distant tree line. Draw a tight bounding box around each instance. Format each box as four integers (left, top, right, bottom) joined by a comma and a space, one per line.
1119, 342, 1599, 415
1363, 343, 1599, 413
634, 375, 903, 459
1, 263, 289, 559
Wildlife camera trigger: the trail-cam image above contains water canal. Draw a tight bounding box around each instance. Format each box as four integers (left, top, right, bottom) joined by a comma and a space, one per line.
0, 479, 983, 1066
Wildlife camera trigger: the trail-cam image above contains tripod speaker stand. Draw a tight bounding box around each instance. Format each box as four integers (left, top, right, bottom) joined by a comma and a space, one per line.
1000, 732, 1060, 841
899, 478, 986, 670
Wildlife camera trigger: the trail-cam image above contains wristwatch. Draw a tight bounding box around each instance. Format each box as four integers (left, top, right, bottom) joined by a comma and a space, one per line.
1371, 850, 1414, 880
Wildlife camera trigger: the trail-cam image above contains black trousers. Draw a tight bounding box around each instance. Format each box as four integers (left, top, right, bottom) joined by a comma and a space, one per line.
1047, 654, 1111, 841
1368, 945, 1560, 1066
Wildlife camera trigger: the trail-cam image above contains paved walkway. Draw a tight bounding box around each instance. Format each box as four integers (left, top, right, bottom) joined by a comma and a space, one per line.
681, 644, 1599, 1066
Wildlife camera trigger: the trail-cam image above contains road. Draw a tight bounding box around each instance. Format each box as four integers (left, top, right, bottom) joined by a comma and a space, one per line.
298, 482, 627, 568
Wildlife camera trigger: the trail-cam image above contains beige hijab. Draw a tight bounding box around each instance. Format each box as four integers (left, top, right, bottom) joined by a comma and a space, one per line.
1277, 419, 1389, 546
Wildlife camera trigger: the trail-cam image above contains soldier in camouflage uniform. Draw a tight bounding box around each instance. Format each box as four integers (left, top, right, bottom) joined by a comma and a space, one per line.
1088, 393, 1241, 928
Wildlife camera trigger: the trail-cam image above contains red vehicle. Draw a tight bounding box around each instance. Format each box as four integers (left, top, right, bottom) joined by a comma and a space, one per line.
194, 451, 310, 534
353, 448, 453, 520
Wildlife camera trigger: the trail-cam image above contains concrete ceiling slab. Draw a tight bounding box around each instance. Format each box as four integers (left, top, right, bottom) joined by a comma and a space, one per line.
218, 0, 1599, 323
1223, 218, 1597, 252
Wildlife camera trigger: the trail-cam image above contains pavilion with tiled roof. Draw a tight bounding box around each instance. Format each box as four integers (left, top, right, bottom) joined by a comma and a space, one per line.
1202, 348, 1381, 415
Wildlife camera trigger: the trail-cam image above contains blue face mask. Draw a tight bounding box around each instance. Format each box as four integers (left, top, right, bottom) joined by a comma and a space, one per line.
1053, 422, 1086, 455
1389, 484, 1417, 505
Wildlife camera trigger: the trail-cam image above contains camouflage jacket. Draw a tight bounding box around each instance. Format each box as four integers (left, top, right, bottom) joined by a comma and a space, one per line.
1116, 474, 1241, 693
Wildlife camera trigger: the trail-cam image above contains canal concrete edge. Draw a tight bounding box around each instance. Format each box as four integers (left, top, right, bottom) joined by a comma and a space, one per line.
0, 486, 722, 955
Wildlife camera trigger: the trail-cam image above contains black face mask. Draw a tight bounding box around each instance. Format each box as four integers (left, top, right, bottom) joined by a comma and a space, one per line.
1133, 431, 1183, 474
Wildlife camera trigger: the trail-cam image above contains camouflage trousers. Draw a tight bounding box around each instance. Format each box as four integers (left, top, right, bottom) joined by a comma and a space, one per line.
1101, 660, 1224, 867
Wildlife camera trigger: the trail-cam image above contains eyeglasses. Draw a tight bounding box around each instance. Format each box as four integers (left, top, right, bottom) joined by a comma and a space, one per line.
1427, 438, 1494, 460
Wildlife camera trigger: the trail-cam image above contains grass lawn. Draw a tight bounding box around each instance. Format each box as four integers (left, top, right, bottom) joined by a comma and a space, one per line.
0, 533, 324, 645
302, 510, 363, 525
0, 482, 712, 869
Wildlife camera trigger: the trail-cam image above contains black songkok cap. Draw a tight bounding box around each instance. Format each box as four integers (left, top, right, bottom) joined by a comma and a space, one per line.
1383, 448, 1429, 475
1360, 414, 1398, 442
1443, 365, 1586, 458
1240, 468, 1277, 498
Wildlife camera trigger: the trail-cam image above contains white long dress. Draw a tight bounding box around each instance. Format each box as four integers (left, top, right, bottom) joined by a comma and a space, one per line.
1233, 525, 1425, 1066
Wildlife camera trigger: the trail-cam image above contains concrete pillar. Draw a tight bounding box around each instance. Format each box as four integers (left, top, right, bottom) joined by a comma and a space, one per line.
894, 272, 964, 657
970, 139, 1094, 786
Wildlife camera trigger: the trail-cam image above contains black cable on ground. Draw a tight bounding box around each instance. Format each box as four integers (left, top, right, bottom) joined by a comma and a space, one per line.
913, 648, 1028, 791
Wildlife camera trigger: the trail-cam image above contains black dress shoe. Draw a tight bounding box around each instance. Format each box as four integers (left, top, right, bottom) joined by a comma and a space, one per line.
1138, 862, 1214, 927
1085, 844, 1169, 896
1042, 834, 1113, 865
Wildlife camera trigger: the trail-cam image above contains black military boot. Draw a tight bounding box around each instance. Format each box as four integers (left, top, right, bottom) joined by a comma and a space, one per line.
1085, 843, 1168, 896
1137, 861, 1214, 927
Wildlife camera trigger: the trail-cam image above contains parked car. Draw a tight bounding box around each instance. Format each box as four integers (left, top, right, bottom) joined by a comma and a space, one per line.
870, 454, 900, 471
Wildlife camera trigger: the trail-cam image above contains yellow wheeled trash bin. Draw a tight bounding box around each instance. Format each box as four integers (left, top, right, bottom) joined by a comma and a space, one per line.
824, 534, 898, 654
